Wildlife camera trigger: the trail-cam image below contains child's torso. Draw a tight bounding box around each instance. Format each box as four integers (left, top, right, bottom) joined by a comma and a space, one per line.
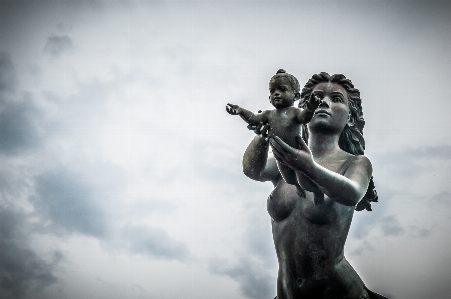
267, 107, 302, 147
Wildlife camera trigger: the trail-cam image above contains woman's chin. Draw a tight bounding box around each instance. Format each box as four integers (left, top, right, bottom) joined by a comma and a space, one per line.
308, 121, 344, 135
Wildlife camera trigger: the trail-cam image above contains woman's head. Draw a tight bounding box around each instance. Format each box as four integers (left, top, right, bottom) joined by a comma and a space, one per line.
299, 72, 365, 155
300, 72, 378, 211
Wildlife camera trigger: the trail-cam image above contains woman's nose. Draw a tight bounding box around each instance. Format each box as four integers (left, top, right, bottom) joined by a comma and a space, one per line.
318, 97, 330, 107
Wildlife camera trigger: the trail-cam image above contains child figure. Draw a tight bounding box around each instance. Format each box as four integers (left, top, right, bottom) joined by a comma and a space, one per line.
226, 69, 321, 197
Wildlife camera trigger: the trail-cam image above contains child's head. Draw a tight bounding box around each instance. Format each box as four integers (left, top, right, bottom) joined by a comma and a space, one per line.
268, 69, 300, 109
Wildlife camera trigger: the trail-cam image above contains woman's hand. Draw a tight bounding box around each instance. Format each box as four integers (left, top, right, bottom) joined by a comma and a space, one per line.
269, 135, 314, 172
242, 122, 279, 183
247, 122, 270, 140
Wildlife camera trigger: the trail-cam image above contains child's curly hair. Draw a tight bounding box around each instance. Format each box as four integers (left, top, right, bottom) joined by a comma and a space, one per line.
269, 69, 300, 93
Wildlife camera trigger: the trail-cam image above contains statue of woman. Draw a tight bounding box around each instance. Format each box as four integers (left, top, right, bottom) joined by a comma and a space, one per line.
242, 72, 385, 299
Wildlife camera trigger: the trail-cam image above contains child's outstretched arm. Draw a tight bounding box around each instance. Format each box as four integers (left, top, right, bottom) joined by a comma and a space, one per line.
226, 103, 268, 125
294, 95, 321, 124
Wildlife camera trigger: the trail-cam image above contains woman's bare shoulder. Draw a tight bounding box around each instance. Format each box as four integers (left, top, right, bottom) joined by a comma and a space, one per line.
343, 154, 373, 178
352, 155, 372, 167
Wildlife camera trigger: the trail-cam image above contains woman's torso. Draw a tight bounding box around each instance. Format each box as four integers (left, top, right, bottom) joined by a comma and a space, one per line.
267, 156, 368, 299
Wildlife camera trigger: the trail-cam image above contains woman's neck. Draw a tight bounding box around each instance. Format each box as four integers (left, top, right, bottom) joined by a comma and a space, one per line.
308, 132, 341, 160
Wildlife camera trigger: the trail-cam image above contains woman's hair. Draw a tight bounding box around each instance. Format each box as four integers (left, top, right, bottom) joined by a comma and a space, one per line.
269, 69, 300, 93
299, 72, 378, 211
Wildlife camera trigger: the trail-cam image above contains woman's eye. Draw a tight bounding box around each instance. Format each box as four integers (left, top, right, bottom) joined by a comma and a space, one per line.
333, 96, 342, 102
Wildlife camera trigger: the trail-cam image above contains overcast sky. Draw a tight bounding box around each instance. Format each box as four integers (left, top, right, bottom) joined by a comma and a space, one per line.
0, 1, 450, 299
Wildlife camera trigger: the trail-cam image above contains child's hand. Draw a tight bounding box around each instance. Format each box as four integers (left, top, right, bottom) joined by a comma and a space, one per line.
226, 103, 242, 115
305, 94, 321, 111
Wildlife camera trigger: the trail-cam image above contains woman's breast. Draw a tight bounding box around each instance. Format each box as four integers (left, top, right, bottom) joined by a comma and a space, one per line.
267, 181, 346, 225
267, 181, 298, 222
299, 194, 340, 225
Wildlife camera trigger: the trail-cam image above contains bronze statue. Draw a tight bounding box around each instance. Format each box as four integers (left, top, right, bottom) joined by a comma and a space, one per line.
235, 72, 384, 299
227, 69, 321, 202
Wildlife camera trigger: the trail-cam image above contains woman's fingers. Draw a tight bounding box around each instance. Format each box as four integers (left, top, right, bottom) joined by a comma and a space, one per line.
273, 152, 288, 166
271, 136, 293, 155
254, 122, 263, 135
270, 144, 287, 164
296, 135, 308, 151
261, 123, 270, 138
269, 138, 292, 167
269, 138, 286, 156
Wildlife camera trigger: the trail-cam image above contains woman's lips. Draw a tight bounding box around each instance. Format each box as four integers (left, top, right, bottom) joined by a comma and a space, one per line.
314, 109, 331, 116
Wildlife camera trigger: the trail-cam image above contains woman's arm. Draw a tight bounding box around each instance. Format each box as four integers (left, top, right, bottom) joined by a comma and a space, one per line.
242, 124, 280, 185
270, 136, 372, 206
307, 156, 372, 206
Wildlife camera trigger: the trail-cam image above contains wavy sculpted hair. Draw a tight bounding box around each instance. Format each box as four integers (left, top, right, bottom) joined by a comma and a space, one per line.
298, 72, 378, 211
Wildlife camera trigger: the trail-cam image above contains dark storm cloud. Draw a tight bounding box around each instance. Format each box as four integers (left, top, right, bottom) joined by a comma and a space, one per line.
244, 221, 275, 262
370, 144, 451, 180
0, 52, 17, 93
120, 224, 189, 261
0, 208, 62, 299
430, 192, 451, 206
377, 144, 450, 164
209, 257, 274, 299
349, 187, 393, 240
0, 52, 43, 155
351, 186, 436, 243
0, 93, 43, 155
408, 225, 431, 238
238, 204, 277, 267
349, 241, 375, 257
381, 215, 404, 236
189, 139, 248, 187
348, 143, 449, 255
43, 35, 74, 58
400, 145, 451, 159
0, 52, 61, 297
31, 169, 106, 238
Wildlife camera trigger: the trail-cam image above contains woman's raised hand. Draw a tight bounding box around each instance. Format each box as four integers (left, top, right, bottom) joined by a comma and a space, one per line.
247, 122, 270, 140
269, 135, 314, 172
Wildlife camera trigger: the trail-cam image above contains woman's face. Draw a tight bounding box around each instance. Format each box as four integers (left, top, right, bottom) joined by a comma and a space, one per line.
308, 82, 350, 134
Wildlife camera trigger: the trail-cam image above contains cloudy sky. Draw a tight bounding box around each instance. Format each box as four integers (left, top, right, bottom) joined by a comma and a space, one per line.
0, 0, 450, 298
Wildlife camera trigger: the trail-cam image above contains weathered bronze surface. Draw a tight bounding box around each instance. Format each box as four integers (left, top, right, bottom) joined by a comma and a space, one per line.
227, 69, 321, 201
228, 72, 384, 299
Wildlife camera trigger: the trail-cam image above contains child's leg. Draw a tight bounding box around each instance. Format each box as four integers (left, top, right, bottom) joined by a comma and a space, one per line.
295, 171, 324, 205
276, 161, 298, 185
277, 162, 325, 205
